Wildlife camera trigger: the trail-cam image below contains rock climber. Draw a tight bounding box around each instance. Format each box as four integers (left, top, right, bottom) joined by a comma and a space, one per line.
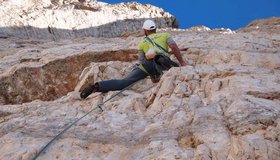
80, 19, 187, 99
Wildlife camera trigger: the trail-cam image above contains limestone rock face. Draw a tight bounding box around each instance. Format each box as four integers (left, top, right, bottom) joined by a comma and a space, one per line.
0, 17, 280, 159
237, 17, 280, 34
0, 0, 177, 39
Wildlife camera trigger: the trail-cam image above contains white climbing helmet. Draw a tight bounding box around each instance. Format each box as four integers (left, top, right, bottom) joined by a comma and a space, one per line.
142, 20, 157, 30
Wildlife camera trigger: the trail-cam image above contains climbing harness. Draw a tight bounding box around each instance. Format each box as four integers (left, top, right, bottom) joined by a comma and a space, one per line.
32, 80, 142, 160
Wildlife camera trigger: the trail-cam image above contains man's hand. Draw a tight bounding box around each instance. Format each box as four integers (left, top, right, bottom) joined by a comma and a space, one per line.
180, 61, 187, 66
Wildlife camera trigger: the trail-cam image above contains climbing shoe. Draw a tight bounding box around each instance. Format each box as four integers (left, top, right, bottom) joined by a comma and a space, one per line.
80, 83, 99, 99
150, 75, 160, 83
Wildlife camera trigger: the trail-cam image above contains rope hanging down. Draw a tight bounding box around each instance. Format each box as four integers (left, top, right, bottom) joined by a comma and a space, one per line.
32, 80, 142, 160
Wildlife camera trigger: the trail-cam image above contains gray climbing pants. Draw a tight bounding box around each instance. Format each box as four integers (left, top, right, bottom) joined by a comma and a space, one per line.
97, 55, 178, 92
98, 67, 147, 92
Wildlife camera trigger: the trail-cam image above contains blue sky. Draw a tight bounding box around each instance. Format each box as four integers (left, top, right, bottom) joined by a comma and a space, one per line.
101, 0, 280, 30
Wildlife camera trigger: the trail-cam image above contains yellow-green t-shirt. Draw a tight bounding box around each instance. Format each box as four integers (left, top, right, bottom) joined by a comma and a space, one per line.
138, 33, 171, 57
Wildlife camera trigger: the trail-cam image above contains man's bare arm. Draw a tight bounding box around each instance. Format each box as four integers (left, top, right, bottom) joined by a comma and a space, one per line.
138, 50, 145, 63
168, 43, 187, 66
